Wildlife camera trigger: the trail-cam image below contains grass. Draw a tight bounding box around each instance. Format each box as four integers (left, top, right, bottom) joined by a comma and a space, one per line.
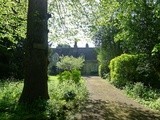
0, 76, 88, 120
123, 82, 160, 111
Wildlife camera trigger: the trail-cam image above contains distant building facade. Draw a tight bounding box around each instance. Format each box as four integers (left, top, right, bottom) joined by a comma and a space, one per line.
50, 42, 98, 75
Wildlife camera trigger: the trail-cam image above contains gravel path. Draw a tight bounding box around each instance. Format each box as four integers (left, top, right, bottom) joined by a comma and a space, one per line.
85, 76, 144, 108
74, 76, 160, 120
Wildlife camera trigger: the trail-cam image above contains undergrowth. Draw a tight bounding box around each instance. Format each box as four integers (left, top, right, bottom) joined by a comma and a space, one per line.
124, 82, 160, 111
0, 76, 88, 120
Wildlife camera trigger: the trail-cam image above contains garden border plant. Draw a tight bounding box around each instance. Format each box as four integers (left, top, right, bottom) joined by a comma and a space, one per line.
0, 76, 88, 120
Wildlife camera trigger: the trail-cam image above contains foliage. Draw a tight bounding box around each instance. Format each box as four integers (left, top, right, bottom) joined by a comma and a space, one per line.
58, 70, 81, 84
151, 44, 160, 79
58, 71, 72, 82
152, 43, 160, 56
125, 82, 147, 98
10, 40, 25, 79
48, 0, 98, 43
109, 53, 160, 88
109, 54, 138, 88
71, 69, 81, 84
95, 1, 160, 83
0, 0, 27, 79
0, 77, 88, 119
96, 47, 109, 78
124, 82, 160, 111
56, 43, 71, 48
98, 64, 109, 78
97, 0, 160, 54
56, 56, 85, 71
92, 25, 122, 78
63, 90, 76, 102
0, 0, 27, 43
136, 55, 160, 88
0, 80, 23, 114
48, 48, 59, 75
115, 0, 160, 54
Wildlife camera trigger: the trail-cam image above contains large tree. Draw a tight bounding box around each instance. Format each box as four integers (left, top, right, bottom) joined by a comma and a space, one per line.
19, 0, 49, 103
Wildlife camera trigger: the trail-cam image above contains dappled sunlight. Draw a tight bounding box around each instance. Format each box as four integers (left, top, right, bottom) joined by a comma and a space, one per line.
75, 99, 160, 120
77, 76, 160, 120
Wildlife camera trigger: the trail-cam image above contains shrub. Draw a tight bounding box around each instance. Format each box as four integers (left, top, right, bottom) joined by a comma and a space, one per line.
136, 55, 160, 88
58, 71, 72, 82
71, 70, 81, 84
109, 53, 160, 88
109, 54, 138, 88
56, 56, 84, 71
98, 63, 109, 78
63, 90, 76, 102
0, 77, 88, 119
58, 70, 81, 84
131, 82, 146, 98
124, 82, 160, 111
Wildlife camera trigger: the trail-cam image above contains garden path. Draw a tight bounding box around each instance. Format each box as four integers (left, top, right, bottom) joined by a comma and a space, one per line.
74, 76, 160, 120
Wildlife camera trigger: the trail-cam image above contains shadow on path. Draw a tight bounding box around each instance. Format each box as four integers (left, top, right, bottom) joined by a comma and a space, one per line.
75, 99, 160, 120
74, 76, 160, 120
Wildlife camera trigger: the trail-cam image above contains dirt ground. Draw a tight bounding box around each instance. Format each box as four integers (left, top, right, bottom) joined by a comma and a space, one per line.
74, 76, 160, 120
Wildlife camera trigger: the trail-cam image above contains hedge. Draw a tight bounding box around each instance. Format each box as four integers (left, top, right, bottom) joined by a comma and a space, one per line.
109, 54, 138, 88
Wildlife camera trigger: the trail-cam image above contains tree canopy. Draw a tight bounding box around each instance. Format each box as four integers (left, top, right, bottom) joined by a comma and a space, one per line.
0, 0, 27, 79
48, 0, 99, 44
0, 0, 27, 47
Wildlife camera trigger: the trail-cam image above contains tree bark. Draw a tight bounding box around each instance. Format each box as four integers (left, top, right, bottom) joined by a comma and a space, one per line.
19, 0, 49, 103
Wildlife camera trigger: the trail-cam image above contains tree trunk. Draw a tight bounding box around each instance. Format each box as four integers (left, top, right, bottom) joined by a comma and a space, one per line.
19, 0, 49, 103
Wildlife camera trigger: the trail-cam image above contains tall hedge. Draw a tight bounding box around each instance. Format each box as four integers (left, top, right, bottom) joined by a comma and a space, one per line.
109, 54, 138, 88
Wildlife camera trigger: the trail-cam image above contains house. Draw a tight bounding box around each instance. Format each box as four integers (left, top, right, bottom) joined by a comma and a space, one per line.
50, 42, 98, 75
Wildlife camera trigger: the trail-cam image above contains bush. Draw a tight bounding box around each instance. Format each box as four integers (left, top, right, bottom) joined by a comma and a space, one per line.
56, 56, 84, 71
136, 55, 160, 88
0, 77, 88, 119
71, 70, 81, 84
63, 90, 76, 102
58, 71, 72, 82
58, 70, 81, 84
98, 63, 109, 78
124, 82, 160, 111
130, 82, 146, 98
109, 53, 160, 88
109, 54, 138, 88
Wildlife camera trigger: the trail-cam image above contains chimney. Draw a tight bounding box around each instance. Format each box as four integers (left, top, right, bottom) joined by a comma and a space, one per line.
86, 43, 89, 48
74, 41, 77, 48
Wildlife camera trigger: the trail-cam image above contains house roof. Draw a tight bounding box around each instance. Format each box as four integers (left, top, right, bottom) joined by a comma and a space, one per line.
52, 47, 97, 61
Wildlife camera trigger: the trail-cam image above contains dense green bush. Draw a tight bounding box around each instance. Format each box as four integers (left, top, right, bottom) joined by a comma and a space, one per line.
109, 54, 138, 88
58, 70, 81, 84
109, 53, 160, 88
71, 70, 81, 84
58, 71, 71, 82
